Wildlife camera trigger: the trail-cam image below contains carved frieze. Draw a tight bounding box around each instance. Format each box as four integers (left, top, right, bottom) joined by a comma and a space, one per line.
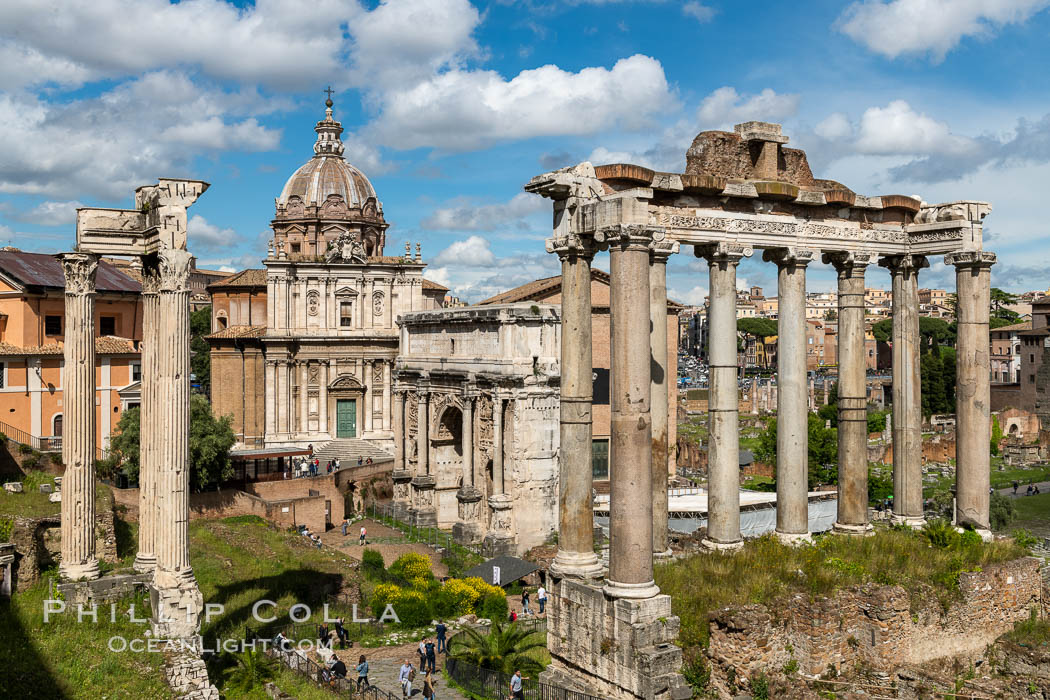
372, 291, 384, 317
307, 290, 320, 316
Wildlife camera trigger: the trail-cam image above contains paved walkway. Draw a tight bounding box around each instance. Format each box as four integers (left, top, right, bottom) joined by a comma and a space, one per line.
997, 480, 1050, 497
328, 642, 468, 699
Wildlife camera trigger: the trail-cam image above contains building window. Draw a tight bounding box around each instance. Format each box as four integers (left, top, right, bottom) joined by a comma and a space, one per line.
290, 242, 301, 254
0, 361, 4, 389
99, 315, 116, 336
1031, 354, 1035, 364
592, 439, 609, 480
1031, 375, 1036, 384
340, 301, 353, 327
45, 315, 62, 336
131, 362, 141, 383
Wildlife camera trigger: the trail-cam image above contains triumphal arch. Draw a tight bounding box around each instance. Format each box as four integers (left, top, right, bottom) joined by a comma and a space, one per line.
530, 122, 994, 700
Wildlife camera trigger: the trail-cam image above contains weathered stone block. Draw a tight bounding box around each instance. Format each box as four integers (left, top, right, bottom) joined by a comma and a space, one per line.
3, 482, 22, 493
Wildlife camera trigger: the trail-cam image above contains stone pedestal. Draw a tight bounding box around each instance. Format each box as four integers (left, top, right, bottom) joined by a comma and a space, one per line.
59, 253, 101, 582
547, 233, 603, 579
948, 251, 996, 533
881, 255, 927, 527
453, 486, 484, 544
542, 576, 691, 700
483, 493, 516, 555
410, 475, 437, 528
826, 252, 875, 536
764, 248, 814, 544
391, 469, 413, 522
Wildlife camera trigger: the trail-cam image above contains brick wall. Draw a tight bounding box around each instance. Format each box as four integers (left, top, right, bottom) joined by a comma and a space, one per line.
705, 557, 1042, 695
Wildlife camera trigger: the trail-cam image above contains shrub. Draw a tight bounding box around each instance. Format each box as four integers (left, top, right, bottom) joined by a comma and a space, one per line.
361, 548, 386, 580
389, 552, 433, 583
478, 591, 509, 621
0, 517, 13, 543
751, 673, 770, 700
922, 518, 960, 549
0, 432, 7, 445
1012, 529, 1040, 550
434, 578, 480, 619
18, 443, 33, 455
394, 590, 430, 628
990, 492, 1016, 530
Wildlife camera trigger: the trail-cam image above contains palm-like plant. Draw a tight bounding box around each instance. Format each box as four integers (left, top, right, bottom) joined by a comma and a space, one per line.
225, 649, 278, 692
447, 620, 547, 676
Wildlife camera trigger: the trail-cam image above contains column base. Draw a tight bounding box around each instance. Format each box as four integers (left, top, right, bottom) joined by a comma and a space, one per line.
412, 508, 438, 529
892, 514, 926, 529
150, 569, 204, 640
482, 533, 517, 557
550, 550, 605, 580
452, 521, 484, 545
603, 578, 661, 600
133, 553, 157, 573
653, 548, 675, 562
774, 531, 813, 546
701, 538, 744, 553
832, 522, 874, 537
60, 558, 100, 582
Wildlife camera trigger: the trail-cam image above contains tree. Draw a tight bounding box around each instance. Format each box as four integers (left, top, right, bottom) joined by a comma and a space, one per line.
990, 288, 1018, 319
824, 310, 838, 321
872, 318, 892, 343
224, 649, 277, 693
447, 620, 548, 676
990, 415, 1003, 456
737, 318, 778, 338
752, 414, 838, 489
872, 317, 955, 349
190, 306, 212, 396
109, 394, 236, 489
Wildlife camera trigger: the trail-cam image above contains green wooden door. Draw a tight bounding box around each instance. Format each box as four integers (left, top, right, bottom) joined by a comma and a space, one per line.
336, 400, 357, 438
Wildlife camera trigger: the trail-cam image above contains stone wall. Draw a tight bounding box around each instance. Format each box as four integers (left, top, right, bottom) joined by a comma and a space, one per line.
869, 433, 957, 465
164, 648, 219, 699
705, 557, 1042, 697
9, 509, 117, 592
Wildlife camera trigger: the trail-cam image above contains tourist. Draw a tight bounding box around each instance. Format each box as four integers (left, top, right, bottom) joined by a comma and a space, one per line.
425, 637, 437, 673
360, 525, 367, 545
334, 457, 341, 471
521, 589, 531, 616
330, 656, 347, 679
318, 622, 330, 648
308, 443, 314, 457
334, 617, 347, 648
1013, 480, 1020, 495
399, 659, 414, 698
422, 668, 437, 700
358, 456, 364, 466
435, 620, 447, 653
418, 639, 426, 669
356, 655, 370, 689
537, 585, 547, 615
1027, 484, 1034, 496
1035, 484, 1042, 495
509, 610, 517, 623
366, 456, 373, 465
311, 533, 322, 549
341, 518, 349, 537
509, 669, 524, 700
327, 460, 333, 474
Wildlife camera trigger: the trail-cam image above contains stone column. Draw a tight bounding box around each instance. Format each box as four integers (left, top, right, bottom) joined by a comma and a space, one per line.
599, 223, 660, 599
826, 252, 875, 535
461, 394, 475, 488
135, 262, 159, 573
299, 361, 309, 436
364, 360, 374, 434
881, 254, 927, 526
152, 248, 203, 638
411, 388, 436, 527
698, 244, 752, 551
264, 360, 277, 440
948, 251, 996, 535
393, 387, 405, 470
492, 395, 504, 494
59, 253, 101, 581
649, 239, 678, 559
546, 234, 603, 579
763, 247, 814, 544
455, 391, 483, 544
318, 360, 329, 437
391, 386, 412, 521
382, 361, 392, 432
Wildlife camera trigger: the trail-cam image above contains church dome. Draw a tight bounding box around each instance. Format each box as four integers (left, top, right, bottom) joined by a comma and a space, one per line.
276, 98, 379, 210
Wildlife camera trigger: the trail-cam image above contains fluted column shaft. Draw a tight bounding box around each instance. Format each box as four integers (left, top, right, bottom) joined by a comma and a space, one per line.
394, 388, 405, 470
547, 233, 602, 578
59, 253, 100, 581
319, 361, 329, 436
299, 361, 309, 435
699, 245, 751, 548
764, 248, 814, 542
461, 395, 474, 487
417, 390, 430, 475
155, 249, 195, 585
649, 240, 678, 557
882, 255, 927, 524
492, 396, 504, 494
827, 253, 874, 534
603, 224, 659, 599
135, 263, 160, 572
949, 252, 996, 531
364, 361, 374, 434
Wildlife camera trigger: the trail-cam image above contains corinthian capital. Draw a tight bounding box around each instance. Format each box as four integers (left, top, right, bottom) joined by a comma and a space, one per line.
878, 254, 929, 273
762, 247, 815, 268
594, 224, 664, 251
944, 251, 996, 269
694, 243, 753, 265
61, 253, 99, 295
822, 251, 877, 274
545, 233, 597, 261
649, 238, 680, 263
157, 248, 193, 292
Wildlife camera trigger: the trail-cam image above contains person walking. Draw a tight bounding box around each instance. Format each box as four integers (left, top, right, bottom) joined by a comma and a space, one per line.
537, 585, 547, 615
425, 637, 437, 673
418, 639, 427, 670
399, 659, 414, 698
509, 669, 524, 700
360, 525, 367, 545
521, 589, 531, 616
356, 655, 370, 690
435, 621, 447, 654
334, 457, 341, 471
422, 668, 437, 700
1013, 480, 1020, 495
341, 518, 349, 537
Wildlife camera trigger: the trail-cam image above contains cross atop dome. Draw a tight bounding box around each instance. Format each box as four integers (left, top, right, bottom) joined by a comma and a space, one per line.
314, 88, 344, 157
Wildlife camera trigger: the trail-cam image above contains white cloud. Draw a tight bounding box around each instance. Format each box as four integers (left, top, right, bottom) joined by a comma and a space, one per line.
0, 0, 364, 90
431, 236, 497, 266
815, 112, 853, 142
682, 2, 716, 23
837, 0, 1050, 61
421, 193, 547, 232
669, 285, 708, 306
854, 100, 975, 156
6, 200, 83, 227
188, 215, 237, 253
697, 87, 800, 129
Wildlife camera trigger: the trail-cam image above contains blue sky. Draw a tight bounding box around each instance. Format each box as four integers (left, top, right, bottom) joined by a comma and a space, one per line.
3, 0, 1050, 304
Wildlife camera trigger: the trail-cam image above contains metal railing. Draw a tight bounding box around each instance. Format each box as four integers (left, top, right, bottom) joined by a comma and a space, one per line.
369, 502, 484, 557
0, 420, 55, 452
445, 657, 604, 700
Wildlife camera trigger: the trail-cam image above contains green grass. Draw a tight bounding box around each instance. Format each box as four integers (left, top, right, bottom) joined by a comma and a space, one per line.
655, 529, 1027, 650
1002, 607, 1050, 648
741, 475, 775, 491
0, 471, 110, 519
990, 465, 1050, 490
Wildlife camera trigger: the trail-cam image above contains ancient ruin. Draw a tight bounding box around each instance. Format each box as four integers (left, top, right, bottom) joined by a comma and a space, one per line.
528, 121, 995, 699
65, 178, 209, 641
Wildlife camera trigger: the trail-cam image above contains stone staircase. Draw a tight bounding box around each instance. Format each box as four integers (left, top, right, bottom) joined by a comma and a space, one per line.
313, 439, 393, 465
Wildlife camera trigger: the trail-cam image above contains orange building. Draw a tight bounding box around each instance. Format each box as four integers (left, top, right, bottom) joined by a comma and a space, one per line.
0, 250, 142, 452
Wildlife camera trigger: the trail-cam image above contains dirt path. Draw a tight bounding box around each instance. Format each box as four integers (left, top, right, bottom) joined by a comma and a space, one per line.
318, 518, 449, 578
